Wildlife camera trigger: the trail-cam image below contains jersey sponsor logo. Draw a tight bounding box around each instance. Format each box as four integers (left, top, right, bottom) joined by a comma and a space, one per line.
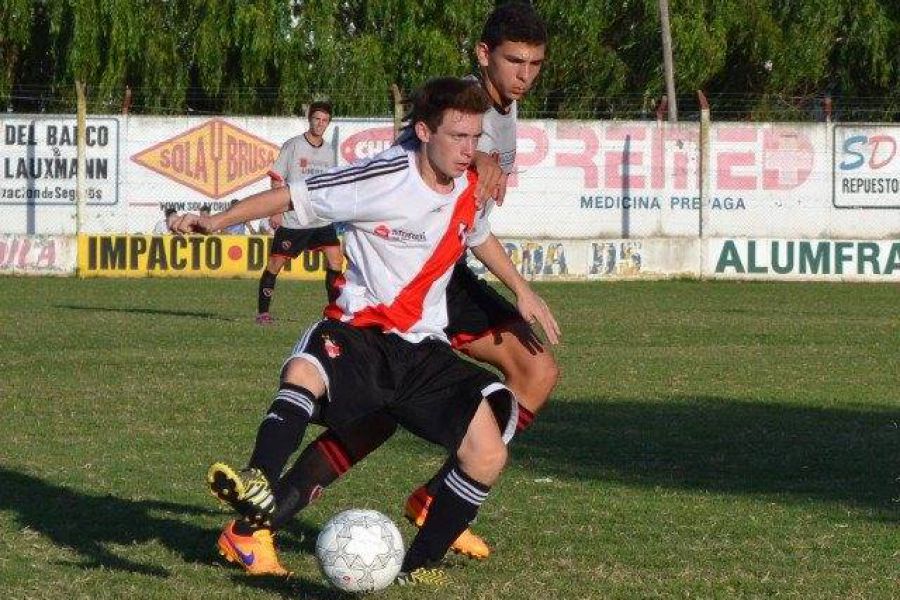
131, 119, 279, 198
390, 228, 426, 243
372, 224, 426, 243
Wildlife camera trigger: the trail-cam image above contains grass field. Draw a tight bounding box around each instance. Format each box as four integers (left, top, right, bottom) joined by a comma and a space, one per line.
1, 276, 897, 599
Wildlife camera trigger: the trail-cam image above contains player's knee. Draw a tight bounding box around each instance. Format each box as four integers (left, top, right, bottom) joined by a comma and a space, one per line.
475, 439, 507, 480
509, 352, 559, 411
457, 430, 507, 480
533, 353, 560, 399
281, 358, 327, 397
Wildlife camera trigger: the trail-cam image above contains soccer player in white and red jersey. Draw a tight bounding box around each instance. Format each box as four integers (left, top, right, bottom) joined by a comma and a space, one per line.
257, 101, 343, 325
253, 2, 554, 561
174, 77, 558, 585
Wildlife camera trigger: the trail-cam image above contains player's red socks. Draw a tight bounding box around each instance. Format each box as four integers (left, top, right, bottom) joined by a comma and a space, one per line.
270, 415, 398, 529
516, 403, 535, 433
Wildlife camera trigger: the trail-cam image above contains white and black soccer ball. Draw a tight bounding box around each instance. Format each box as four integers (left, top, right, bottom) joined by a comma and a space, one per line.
315, 509, 405, 593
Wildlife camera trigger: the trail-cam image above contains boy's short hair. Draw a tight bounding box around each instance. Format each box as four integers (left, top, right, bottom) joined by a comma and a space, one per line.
407, 77, 490, 133
200, 205, 211, 214
480, 1, 547, 50
308, 101, 333, 118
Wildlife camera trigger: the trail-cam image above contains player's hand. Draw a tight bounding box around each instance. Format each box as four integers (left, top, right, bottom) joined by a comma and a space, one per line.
494, 172, 509, 206
473, 152, 502, 209
516, 287, 561, 345
270, 213, 283, 230
171, 213, 215, 234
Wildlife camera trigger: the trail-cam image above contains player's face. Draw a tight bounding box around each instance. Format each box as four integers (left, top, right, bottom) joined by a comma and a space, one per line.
417, 109, 483, 183
477, 40, 546, 105
308, 110, 331, 137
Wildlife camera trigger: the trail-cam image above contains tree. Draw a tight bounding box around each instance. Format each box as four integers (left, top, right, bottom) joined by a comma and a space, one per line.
1, 0, 897, 120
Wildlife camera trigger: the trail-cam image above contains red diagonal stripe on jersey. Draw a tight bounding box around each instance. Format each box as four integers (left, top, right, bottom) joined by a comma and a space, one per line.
343, 170, 479, 333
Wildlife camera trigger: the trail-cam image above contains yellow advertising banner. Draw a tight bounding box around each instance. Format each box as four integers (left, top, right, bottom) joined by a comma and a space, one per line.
77, 234, 327, 279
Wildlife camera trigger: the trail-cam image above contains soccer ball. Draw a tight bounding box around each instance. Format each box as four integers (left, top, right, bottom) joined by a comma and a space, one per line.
315, 509, 405, 592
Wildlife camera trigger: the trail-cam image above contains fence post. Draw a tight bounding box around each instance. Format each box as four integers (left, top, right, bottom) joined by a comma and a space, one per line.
697, 90, 710, 279
391, 84, 404, 141
656, 95, 668, 124
122, 86, 132, 115
75, 81, 87, 237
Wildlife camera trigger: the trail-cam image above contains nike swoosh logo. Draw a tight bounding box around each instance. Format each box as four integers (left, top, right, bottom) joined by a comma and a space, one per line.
225, 535, 255, 565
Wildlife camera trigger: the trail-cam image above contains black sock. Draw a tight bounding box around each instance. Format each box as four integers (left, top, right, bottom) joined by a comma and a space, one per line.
324, 268, 343, 304
258, 269, 278, 314
424, 458, 455, 497
402, 467, 489, 572
247, 383, 315, 484
270, 414, 398, 529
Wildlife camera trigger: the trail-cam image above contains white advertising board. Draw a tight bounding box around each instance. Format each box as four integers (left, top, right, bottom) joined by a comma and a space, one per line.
2, 116, 898, 282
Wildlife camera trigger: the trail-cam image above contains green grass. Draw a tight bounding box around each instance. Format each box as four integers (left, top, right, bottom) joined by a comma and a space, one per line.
1, 277, 897, 599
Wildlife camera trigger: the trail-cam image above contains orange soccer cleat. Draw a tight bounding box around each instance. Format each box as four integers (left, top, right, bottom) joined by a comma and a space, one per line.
216, 520, 290, 576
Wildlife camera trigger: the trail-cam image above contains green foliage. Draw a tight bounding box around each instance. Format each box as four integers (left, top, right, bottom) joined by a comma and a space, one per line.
0, 0, 898, 119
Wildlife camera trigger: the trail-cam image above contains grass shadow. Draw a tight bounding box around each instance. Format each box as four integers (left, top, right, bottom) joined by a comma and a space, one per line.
55, 304, 234, 321
516, 396, 899, 516
0, 467, 346, 595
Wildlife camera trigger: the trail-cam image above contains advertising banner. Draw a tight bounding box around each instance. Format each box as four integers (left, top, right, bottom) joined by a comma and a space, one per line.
0, 234, 76, 275
2, 115, 899, 282
77, 234, 328, 279
832, 124, 900, 209
1, 117, 119, 234
707, 238, 900, 280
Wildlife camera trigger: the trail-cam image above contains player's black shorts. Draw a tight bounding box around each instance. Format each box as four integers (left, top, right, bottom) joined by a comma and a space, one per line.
283, 319, 517, 452
271, 225, 339, 259
445, 260, 524, 348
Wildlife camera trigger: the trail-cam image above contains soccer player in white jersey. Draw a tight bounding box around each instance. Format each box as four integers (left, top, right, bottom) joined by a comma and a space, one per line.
174, 77, 557, 585
256, 101, 343, 325
242, 2, 553, 561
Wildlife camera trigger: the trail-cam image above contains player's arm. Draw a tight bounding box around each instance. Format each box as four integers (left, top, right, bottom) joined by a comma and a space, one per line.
470, 233, 561, 344
172, 187, 292, 234
269, 170, 285, 189
473, 151, 504, 208
269, 141, 290, 189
